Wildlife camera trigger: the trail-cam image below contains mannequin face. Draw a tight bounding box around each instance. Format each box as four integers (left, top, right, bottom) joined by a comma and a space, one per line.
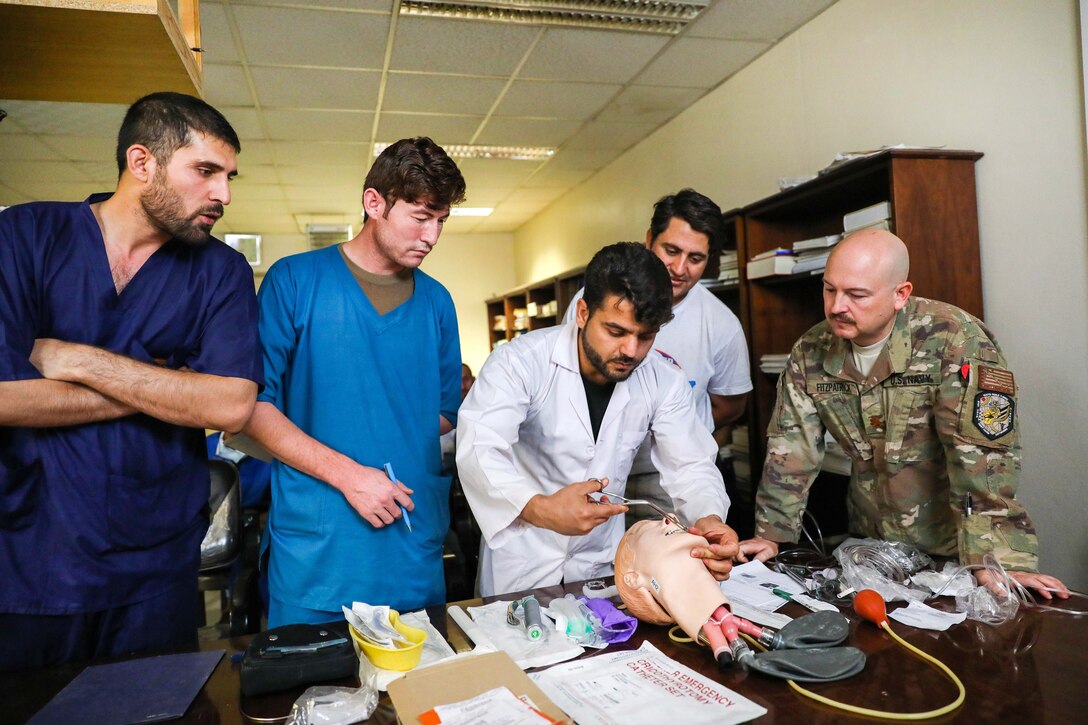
614, 519, 728, 637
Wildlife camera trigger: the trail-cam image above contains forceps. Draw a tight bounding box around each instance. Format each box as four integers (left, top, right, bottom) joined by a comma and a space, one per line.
588, 491, 686, 529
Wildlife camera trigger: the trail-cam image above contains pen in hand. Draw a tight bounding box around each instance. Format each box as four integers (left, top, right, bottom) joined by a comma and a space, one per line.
383, 462, 412, 533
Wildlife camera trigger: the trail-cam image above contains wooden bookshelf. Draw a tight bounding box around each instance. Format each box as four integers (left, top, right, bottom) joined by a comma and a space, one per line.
741, 149, 984, 536
485, 266, 585, 351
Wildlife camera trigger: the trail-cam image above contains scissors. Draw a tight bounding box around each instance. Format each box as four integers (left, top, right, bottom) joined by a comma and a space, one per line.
588, 490, 686, 529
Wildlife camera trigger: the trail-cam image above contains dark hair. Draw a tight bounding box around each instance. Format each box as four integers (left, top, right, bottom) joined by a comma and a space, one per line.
116, 92, 240, 176
648, 188, 726, 258
363, 137, 467, 220
583, 242, 674, 329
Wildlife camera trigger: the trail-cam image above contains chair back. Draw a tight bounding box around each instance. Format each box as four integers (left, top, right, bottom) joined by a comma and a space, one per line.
200, 459, 241, 571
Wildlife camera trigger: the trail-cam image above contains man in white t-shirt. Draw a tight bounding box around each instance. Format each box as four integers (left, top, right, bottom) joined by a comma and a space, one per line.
565, 189, 752, 527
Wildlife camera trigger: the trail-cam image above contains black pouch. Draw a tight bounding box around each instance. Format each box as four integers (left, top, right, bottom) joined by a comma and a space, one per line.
240, 621, 358, 696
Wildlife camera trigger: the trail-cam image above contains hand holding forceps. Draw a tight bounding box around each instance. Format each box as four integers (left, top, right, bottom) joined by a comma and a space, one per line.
588, 490, 687, 529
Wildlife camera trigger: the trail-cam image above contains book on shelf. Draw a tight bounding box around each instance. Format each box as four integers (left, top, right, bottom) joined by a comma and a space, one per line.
843, 201, 891, 232
750, 247, 794, 261
759, 353, 789, 374
791, 249, 832, 275
792, 233, 841, 251
747, 253, 797, 280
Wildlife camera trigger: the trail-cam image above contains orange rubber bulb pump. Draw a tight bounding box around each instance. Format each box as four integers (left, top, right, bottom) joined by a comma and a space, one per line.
854, 589, 889, 628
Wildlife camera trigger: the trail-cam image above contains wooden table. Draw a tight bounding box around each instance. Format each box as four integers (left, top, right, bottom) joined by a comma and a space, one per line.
6, 580, 1086, 723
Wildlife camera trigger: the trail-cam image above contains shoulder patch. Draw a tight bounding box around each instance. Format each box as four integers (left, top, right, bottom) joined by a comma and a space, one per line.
973, 392, 1015, 440
978, 365, 1015, 395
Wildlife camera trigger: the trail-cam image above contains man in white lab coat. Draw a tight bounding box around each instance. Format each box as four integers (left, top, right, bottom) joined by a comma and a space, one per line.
457, 243, 739, 596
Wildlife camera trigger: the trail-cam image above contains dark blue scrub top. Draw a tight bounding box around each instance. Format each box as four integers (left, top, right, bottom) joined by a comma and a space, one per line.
0, 194, 263, 614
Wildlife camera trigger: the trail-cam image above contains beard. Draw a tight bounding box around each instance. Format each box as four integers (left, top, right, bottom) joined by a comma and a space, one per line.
140, 170, 222, 246
580, 329, 639, 383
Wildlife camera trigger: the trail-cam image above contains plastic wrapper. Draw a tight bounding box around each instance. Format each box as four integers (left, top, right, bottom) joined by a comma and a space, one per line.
833, 538, 930, 603
285, 653, 378, 725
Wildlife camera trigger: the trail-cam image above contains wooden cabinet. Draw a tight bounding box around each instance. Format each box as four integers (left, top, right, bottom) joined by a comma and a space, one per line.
486, 267, 585, 350
740, 150, 983, 537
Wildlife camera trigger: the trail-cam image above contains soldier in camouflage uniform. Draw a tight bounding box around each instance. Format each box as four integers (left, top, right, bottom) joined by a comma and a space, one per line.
740, 230, 1068, 599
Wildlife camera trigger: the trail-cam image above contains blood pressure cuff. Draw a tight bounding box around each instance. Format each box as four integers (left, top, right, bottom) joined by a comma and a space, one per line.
745, 647, 867, 683
240, 621, 357, 696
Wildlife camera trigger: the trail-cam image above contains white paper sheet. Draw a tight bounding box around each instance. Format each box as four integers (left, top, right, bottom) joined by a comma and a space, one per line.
888, 600, 967, 631
530, 641, 766, 725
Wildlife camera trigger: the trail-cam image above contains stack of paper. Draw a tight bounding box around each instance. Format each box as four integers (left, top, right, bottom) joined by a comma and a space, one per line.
747, 249, 797, 280
792, 233, 841, 251
792, 249, 832, 275
843, 201, 891, 233
759, 354, 789, 374
718, 250, 739, 283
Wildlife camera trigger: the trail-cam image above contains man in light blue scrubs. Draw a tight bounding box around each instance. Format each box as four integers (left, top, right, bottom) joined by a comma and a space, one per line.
243, 138, 466, 625
0, 93, 262, 669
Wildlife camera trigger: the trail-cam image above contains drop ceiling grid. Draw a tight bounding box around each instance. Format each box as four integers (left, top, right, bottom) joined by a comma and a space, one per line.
0, 0, 841, 234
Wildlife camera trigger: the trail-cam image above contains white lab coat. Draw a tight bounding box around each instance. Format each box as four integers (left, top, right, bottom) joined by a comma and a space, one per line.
456, 320, 728, 596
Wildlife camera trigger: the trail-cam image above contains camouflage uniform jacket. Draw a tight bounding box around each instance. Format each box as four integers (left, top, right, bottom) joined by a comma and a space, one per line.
755, 297, 1038, 571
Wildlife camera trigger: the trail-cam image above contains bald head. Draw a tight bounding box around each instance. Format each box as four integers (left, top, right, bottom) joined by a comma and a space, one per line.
822, 230, 913, 345
828, 229, 910, 287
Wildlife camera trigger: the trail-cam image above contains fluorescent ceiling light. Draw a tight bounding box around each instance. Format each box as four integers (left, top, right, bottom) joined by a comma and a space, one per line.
450, 207, 494, 217
400, 0, 709, 34
374, 143, 554, 161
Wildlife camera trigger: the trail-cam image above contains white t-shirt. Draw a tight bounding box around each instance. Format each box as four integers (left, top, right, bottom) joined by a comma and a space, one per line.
565, 282, 752, 431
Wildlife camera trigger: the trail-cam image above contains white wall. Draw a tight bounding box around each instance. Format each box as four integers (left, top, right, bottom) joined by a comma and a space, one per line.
423, 232, 517, 374
515, 0, 1088, 589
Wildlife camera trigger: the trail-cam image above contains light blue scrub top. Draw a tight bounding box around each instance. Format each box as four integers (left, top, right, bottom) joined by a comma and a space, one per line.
257, 245, 461, 613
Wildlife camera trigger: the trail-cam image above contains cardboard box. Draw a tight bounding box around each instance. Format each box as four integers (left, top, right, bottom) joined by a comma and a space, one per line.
387, 651, 571, 724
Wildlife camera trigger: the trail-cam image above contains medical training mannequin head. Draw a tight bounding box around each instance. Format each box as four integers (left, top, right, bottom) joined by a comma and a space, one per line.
615, 518, 729, 639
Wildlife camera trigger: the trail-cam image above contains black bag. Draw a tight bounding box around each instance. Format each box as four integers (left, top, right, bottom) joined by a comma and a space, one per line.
240, 621, 358, 696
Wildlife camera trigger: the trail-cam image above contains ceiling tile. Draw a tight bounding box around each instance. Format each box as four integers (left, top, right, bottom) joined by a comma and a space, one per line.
520, 166, 593, 188
560, 120, 658, 151
74, 161, 120, 184
635, 38, 769, 88
233, 6, 389, 68
232, 0, 392, 10
2, 181, 98, 202
545, 146, 622, 171
281, 185, 363, 204
459, 186, 510, 206
471, 216, 522, 233
238, 139, 273, 165
234, 165, 281, 184
38, 135, 115, 162
504, 186, 566, 205
455, 158, 540, 188
230, 182, 285, 201
390, 17, 539, 76
474, 118, 581, 148
686, 0, 836, 40
493, 81, 620, 120
0, 100, 125, 136
376, 114, 483, 145
0, 134, 65, 160
278, 165, 369, 187
596, 86, 705, 125
271, 140, 369, 166
250, 67, 380, 109
204, 64, 255, 108
382, 75, 506, 115
199, 3, 239, 64
262, 109, 373, 142
0, 161, 89, 184
219, 107, 264, 140
519, 28, 669, 84
0, 187, 33, 205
